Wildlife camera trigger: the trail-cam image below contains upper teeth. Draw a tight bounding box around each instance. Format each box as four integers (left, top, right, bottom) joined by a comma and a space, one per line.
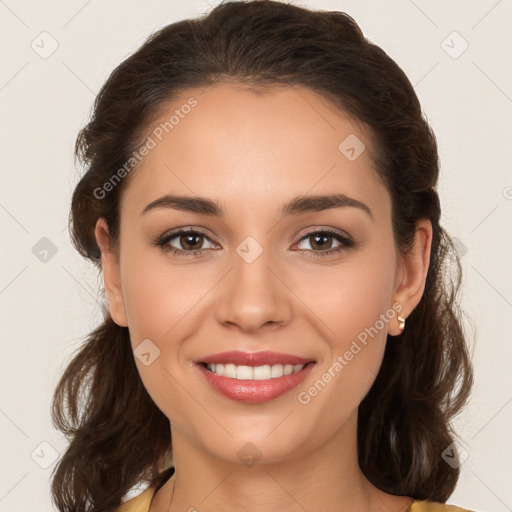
206, 363, 306, 380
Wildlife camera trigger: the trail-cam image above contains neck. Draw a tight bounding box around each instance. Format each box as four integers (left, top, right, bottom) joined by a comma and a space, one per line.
149, 412, 412, 512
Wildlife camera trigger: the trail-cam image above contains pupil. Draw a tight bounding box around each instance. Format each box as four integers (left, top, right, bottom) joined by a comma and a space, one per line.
312, 233, 330, 250
182, 234, 202, 250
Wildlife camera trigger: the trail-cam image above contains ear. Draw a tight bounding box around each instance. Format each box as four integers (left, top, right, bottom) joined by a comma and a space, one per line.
388, 218, 433, 336
94, 217, 128, 327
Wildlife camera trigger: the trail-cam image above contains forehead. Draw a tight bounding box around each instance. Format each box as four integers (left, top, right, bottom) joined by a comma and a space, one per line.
120, 83, 389, 221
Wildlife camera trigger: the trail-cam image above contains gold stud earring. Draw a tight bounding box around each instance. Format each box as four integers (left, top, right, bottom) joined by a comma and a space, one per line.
397, 315, 406, 331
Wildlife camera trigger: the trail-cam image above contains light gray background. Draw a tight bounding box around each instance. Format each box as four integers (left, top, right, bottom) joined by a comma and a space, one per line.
1, 1, 511, 511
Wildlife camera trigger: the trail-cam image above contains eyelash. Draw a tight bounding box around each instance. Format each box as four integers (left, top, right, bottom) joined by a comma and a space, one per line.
153, 227, 354, 259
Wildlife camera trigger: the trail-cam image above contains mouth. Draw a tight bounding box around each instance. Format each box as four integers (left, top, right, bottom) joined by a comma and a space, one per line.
196, 359, 316, 404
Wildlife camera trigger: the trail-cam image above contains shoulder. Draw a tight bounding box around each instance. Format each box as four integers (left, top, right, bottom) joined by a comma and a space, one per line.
113, 485, 158, 512
410, 500, 476, 511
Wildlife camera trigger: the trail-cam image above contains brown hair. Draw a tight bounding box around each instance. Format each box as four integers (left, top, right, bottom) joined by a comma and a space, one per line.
51, 1, 473, 510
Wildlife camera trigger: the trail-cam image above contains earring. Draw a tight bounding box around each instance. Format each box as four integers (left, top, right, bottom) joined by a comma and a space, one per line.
397, 315, 406, 331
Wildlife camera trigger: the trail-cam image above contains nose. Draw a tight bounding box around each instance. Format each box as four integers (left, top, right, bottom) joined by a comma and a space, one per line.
215, 248, 292, 333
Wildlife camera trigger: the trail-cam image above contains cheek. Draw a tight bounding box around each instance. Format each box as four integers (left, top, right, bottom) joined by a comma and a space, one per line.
300, 247, 396, 403
120, 257, 203, 425
121, 254, 204, 343
120, 255, 216, 414
302, 246, 396, 348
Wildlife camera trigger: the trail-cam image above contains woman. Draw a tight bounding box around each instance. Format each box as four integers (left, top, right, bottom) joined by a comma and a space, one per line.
50, 1, 475, 511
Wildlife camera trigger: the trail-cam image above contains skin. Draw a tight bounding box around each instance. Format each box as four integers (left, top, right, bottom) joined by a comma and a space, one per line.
95, 83, 432, 512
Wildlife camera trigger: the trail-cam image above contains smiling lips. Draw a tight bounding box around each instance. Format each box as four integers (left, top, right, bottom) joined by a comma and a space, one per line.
195, 350, 316, 403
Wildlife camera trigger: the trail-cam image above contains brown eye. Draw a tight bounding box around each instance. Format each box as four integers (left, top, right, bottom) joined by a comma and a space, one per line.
302, 232, 337, 251
177, 233, 205, 251
154, 228, 216, 257
296, 229, 353, 258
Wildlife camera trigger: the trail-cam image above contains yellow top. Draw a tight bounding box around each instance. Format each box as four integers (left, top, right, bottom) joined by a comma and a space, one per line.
114, 485, 475, 512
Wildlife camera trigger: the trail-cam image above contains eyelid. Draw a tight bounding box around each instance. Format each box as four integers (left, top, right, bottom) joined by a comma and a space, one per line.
156, 226, 217, 243
156, 225, 352, 243
297, 226, 353, 242
155, 226, 218, 247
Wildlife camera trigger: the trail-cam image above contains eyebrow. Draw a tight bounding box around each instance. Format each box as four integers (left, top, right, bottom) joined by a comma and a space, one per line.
141, 193, 373, 221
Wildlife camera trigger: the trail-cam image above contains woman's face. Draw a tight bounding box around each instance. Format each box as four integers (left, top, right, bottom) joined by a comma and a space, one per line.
96, 83, 428, 466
